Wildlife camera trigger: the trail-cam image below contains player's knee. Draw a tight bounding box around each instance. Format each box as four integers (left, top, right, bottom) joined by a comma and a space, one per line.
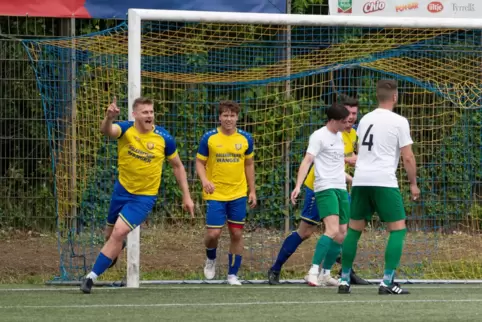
348, 219, 366, 232
206, 228, 222, 241
323, 217, 340, 237
229, 228, 243, 242
111, 223, 130, 241
338, 224, 348, 239
104, 226, 114, 240
297, 229, 312, 240
297, 222, 315, 239
387, 219, 406, 232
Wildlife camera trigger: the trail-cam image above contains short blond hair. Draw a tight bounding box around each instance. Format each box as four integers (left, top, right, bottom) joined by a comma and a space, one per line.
133, 97, 154, 109
376, 80, 398, 102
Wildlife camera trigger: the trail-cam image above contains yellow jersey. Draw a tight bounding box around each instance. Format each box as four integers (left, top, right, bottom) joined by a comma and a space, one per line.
304, 128, 357, 190
113, 121, 178, 196
196, 127, 254, 201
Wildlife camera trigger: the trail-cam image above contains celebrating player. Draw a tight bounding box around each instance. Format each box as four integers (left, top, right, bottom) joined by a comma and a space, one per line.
80, 97, 195, 294
268, 97, 367, 286
338, 80, 420, 295
196, 100, 256, 286
288, 102, 350, 287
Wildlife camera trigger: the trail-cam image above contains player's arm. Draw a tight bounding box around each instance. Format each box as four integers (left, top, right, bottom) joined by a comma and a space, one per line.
345, 172, 353, 184
290, 152, 315, 205
165, 138, 195, 217
399, 119, 420, 200
344, 134, 358, 165
244, 135, 256, 208
245, 158, 255, 193
291, 132, 323, 204
344, 155, 357, 166
294, 153, 315, 191
100, 97, 121, 139
401, 145, 417, 185
195, 134, 215, 194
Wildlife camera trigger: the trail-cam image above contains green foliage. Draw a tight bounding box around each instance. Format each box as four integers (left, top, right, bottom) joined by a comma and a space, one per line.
291, 0, 327, 14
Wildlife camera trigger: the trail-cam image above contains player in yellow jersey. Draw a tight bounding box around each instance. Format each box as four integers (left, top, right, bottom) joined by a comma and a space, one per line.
81, 97, 195, 294
196, 100, 256, 286
268, 96, 367, 286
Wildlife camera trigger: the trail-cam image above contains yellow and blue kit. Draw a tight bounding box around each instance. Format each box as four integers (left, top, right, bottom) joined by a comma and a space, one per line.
106, 121, 178, 230
196, 128, 254, 228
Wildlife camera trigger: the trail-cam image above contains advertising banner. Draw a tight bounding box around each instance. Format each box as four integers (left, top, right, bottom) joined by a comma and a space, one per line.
329, 0, 479, 18
0, 0, 287, 18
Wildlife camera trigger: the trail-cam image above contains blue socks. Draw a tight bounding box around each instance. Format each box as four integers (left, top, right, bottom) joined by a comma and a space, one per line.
91, 252, 113, 277
206, 248, 217, 260
228, 253, 242, 276
271, 231, 304, 272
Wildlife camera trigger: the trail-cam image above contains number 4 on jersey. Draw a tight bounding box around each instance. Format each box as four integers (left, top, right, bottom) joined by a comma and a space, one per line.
362, 124, 374, 151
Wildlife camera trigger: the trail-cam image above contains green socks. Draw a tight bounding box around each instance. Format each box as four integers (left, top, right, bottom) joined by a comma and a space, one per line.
340, 228, 362, 283
322, 241, 342, 271
311, 235, 333, 266
383, 228, 407, 285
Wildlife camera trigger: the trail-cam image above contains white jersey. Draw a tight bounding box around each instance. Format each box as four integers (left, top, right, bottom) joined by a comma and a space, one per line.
353, 108, 413, 188
306, 126, 346, 192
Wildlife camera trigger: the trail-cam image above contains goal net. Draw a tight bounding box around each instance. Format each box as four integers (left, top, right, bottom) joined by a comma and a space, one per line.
23, 10, 482, 285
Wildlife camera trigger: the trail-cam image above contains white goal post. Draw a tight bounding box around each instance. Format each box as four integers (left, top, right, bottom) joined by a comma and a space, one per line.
126, 8, 482, 288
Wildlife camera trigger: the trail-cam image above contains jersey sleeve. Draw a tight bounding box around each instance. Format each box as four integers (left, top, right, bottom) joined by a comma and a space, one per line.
398, 118, 414, 149
196, 133, 210, 161
113, 121, 132, 139
164, 133, 178, 160
306, 131, 323, 157
245, 133, 254, 159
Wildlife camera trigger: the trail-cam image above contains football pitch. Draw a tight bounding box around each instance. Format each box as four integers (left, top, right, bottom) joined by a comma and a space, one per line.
1, 284, 481, 321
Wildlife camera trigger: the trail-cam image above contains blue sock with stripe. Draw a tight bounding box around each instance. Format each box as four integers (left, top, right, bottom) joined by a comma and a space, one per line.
91, 252, 113, 277
228, 253, 242, 276
271, 231, 303, 272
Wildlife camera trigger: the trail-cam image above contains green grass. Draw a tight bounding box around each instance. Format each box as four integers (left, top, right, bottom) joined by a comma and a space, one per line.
0, 284, 482, 321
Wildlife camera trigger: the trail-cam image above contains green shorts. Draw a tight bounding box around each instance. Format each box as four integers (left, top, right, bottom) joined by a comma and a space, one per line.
314, 189, 350, 225
350, 186, 406, 223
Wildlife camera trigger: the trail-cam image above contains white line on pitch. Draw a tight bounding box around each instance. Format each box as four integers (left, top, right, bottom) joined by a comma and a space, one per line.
0, 285, 480, 292
0, 299, 482, 309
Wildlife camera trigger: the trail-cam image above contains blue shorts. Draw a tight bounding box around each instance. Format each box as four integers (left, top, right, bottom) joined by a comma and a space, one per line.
300, 187, 352, 225
206, 196, 247, 229
300, 187, 320, 225
107, 181, 157, 230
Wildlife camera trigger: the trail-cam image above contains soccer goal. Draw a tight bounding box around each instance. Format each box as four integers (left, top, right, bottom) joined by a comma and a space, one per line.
24, 9, 482, 288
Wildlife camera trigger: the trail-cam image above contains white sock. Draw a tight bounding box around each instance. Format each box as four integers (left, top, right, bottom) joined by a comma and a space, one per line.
322, 269, 331, 276
86, 272, 98, 281
309, 265, 320, 275
227, 274, 237, 279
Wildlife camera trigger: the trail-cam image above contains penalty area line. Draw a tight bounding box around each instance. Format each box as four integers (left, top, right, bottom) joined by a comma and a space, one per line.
1, 299, 482, 309
0, 285, 481, 292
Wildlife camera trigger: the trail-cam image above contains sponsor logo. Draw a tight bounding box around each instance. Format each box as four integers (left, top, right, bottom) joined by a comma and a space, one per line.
427, 1, 443, 13
452, 3, 475, 13
396, 2, 419, 12
363, 0, 386, 14
338, 0, 353, 13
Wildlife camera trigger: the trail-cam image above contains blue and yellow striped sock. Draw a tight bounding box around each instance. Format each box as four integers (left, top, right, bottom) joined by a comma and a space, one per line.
228, 253, 242, 276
